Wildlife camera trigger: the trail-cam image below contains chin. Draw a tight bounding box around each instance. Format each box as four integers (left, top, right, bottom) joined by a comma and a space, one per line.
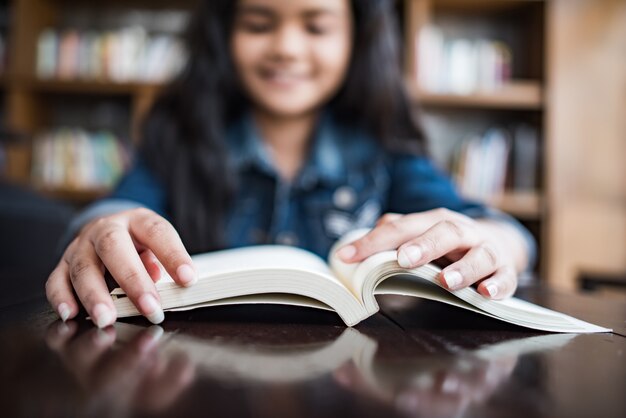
258, 101, 323, 118
249, 84, 330, 117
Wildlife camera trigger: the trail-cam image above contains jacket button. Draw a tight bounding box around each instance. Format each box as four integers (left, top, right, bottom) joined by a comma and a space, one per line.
333, 186, 356, 210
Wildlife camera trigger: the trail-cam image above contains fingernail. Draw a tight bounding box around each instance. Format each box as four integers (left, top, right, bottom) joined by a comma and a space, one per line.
57, 303, 71, 322
444, 270, 463, 290
336, 245, 356, 261
397, 246, 422, 268
177, 264, 197, 286
138, 294, 164, 324
486, 283, 498, 297
92, 303, 115, 329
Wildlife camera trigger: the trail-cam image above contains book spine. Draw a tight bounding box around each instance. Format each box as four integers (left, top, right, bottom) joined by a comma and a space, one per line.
36, 27, 186, 83
417, 25, 513, 94
30, 128, 128, 191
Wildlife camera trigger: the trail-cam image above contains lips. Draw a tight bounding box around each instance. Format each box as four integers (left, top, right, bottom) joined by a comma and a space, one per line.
257, 67, 310, 87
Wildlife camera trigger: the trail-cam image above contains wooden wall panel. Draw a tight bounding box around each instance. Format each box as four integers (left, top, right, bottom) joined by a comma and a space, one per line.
546, 0, 626, 288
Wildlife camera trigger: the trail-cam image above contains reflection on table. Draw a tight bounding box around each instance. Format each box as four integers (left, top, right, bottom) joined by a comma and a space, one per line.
2, 315, 577, 417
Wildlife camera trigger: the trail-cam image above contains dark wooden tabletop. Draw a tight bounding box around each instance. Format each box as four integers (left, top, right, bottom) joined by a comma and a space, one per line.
0, 285, 624, 418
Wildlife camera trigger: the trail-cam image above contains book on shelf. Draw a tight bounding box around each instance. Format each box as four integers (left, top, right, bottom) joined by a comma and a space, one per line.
111, 229, 610, 333
31, 128, 129, 191
37, 26, 186, 83
417, 25, 512, 94
511, 124, 540, 191
451, 124, 541, 203
453, 127, 511, 201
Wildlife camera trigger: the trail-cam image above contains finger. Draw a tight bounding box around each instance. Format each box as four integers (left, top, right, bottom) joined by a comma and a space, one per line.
336, 210, 448, 263
140, 250, 162, 283
129, 209, 197, 286
476, 266, 518, 299
68, 239, 117, 328
396, 219, 480, 270
90, 223, 164, 324
375, 212, 403, 227
46, 260, 79, 322
439, 243, 501, 290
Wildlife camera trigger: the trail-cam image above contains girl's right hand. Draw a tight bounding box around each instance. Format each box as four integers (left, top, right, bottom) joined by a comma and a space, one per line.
45, 208, 198, 328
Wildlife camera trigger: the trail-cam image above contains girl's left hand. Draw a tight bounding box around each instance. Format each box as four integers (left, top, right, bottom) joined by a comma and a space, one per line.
335, 208, 519, 299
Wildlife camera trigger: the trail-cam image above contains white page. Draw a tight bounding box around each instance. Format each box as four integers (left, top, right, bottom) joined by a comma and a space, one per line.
111, 245, 369, 326
328, 229, 373, 300
140, 245, 343, 291
369, 256, 611, 333
166, 293, 335, 313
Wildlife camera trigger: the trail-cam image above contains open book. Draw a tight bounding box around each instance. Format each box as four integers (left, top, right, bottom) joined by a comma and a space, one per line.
111, 230, 610, 333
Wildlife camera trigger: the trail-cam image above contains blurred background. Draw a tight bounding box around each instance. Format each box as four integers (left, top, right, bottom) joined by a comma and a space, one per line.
0, 0, 624, 305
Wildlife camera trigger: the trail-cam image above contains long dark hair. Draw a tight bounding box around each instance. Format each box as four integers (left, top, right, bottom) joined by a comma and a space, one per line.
139, 0, 427, 254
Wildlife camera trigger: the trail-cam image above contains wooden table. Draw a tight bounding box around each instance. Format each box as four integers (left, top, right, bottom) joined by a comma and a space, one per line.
0, 286, 624, 418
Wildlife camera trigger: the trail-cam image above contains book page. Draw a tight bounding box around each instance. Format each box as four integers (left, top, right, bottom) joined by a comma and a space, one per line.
328, 230, 611, 333
166, 293, 335, 313
111, 244, 370, 326
370, 259, 611, 333
195, 245, 332, 274
328, 228, 373, 300
137, 245, 342, 291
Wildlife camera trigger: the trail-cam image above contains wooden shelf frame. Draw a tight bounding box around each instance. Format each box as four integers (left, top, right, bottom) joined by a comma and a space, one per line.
432, 0, 544, 15
488, 190, 543, 220
23, 79, 163, 96
408, 80, 543, 110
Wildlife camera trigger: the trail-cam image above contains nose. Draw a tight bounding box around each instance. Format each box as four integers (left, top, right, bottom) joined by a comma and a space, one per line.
270, 23, 306, 61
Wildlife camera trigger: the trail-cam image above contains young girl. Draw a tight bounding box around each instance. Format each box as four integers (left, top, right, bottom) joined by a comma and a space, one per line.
46, 0, 534, 328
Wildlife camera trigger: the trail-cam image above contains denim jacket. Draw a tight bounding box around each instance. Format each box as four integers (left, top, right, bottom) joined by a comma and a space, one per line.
68, 112, 535, 266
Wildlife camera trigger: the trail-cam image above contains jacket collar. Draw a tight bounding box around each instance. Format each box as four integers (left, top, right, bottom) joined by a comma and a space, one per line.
226, 111, 354, 187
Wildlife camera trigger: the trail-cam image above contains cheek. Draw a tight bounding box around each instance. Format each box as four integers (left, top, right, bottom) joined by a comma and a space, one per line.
314, 38, 352, 87
231, 33, 265, 79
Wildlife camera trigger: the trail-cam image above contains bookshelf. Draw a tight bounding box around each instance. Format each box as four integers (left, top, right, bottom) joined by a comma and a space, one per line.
403, 0, 547, 274
0, 0, 549, 263
487, 190, 542, 221
0, 0, 190, 199
1, 0, 624, 289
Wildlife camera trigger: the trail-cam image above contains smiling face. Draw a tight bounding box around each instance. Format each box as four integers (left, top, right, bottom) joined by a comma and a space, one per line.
231, 0, 353, 119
